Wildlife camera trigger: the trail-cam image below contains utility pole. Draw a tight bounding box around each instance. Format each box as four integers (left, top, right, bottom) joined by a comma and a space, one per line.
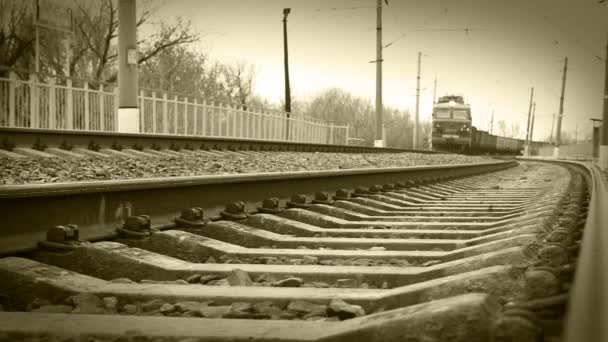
530, 102, 536, 144
374, 0, 384, 147
432, 77, 437, 104
550, 113, 556, 143
35, 1, 40, 73
555, 56, 568, 157
600, 33, 608, 169
283, 8, 292, 141
117, 0, 139, 133
414, 51, 422, 149
575, 123, 578, 143
524, 87, 534, 156
489, 109, 494, 134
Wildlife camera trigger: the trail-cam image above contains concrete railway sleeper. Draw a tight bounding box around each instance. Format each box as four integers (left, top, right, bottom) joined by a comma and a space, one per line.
0, 161, 595, 341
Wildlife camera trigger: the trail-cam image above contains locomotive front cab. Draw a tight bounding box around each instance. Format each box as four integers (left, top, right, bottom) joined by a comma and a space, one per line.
432, 100, 472, 151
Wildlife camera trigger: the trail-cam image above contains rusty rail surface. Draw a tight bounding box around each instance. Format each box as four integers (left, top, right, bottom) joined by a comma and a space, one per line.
0, 160, 515, 256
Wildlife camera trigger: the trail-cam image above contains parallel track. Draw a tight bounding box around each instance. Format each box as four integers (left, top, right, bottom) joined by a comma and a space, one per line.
0, 159, 603, 342
0, 127, 436, 154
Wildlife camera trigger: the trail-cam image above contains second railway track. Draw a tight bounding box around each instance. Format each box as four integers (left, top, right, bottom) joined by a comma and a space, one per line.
0, 159, 599, 342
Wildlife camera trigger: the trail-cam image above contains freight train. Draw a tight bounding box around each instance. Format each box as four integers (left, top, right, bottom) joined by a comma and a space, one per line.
431, 95, 548, 154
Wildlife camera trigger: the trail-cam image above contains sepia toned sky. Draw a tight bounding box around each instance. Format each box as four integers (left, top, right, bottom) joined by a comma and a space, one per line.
144, 0, 608, 141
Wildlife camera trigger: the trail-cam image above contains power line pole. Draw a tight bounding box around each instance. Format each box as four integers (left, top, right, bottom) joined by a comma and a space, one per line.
524, 86, 534, 156
550, 113, 556, 143
374, 0, 384, 147
600, 33, 608, 169
414, 51, 422, 149
432, 77, 437, 104
283, 8, 292, 140
530, 102, 536, 143
117, 0, 139, 133
489, 109, 494, 134
555, 56, 568, 157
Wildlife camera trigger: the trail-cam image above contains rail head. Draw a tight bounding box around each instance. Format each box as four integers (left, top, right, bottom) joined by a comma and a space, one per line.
518, 158, 607, 342
561, 162, 607, 342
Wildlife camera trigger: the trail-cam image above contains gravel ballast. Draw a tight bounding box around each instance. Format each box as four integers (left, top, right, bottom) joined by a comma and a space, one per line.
0, 151, 493, 185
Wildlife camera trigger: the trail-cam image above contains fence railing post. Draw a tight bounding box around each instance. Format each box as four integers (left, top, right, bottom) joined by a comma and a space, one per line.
83, 81, 90, 131
241, 105, 246, 138
231, 104, 237, 138
66, 78, 73, 130
151, 91, 157, 134
182, 97, 188, 135
251, 108, 256, 139
193, 97, 198, 136
7, 72, 16, 127
220, 102, 225, 137
201, 99, 207, 136
173, 95, 178, 134
211, 101, 217, 137
29, 74, 38, 128
99, 84, 105, 131
48, 78, 56, 130
138, 89, 144, 132
257, 108, 263, 140
162, 93, 168, 134
345, 125, 350, 145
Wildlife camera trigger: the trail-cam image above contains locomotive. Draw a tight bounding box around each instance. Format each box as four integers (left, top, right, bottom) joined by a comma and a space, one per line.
431, 95, 547, 154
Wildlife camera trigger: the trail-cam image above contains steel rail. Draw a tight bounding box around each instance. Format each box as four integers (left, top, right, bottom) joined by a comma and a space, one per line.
561, 161, 607, 342
517, 158, 607, 341
0, 160, 515, 256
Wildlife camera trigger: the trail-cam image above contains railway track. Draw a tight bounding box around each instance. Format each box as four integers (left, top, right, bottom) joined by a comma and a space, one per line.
0, 127, 430, 155
0, 158, 603, 342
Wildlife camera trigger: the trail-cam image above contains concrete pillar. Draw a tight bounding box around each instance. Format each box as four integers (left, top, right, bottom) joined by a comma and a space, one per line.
117, 0, 139, 133
599, 34, 608, 169
592, 126, 600, 158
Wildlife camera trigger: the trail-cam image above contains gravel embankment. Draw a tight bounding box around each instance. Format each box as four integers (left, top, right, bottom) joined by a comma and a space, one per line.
0, 152, 493, 185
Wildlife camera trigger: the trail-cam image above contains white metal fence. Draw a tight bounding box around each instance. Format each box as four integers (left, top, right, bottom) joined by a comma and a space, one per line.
0, 72, 349, 145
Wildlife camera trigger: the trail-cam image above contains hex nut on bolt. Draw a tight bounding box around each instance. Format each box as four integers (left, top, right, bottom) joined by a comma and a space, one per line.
258, 198, 282, 214
368, 185, 383, 193
333, 189, 351, 200
312, 192, 332, 205
123, 215, 151, 232
116, 215, 154, 239
221, 202, 248, 220
47, 224, 79, 243
287, 194, 310, 209
39, 224, 87, 251
175, 207, 207, 227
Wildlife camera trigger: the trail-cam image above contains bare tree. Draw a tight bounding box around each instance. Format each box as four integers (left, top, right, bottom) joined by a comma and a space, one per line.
497, 120, 508, 137
73, 0, 199, 82
1, 0, 199, 82
225, 62, 255, 108
0, 0, 35, 74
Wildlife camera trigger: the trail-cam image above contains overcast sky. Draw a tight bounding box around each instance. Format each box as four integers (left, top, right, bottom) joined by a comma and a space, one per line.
145, 0, 607, 141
